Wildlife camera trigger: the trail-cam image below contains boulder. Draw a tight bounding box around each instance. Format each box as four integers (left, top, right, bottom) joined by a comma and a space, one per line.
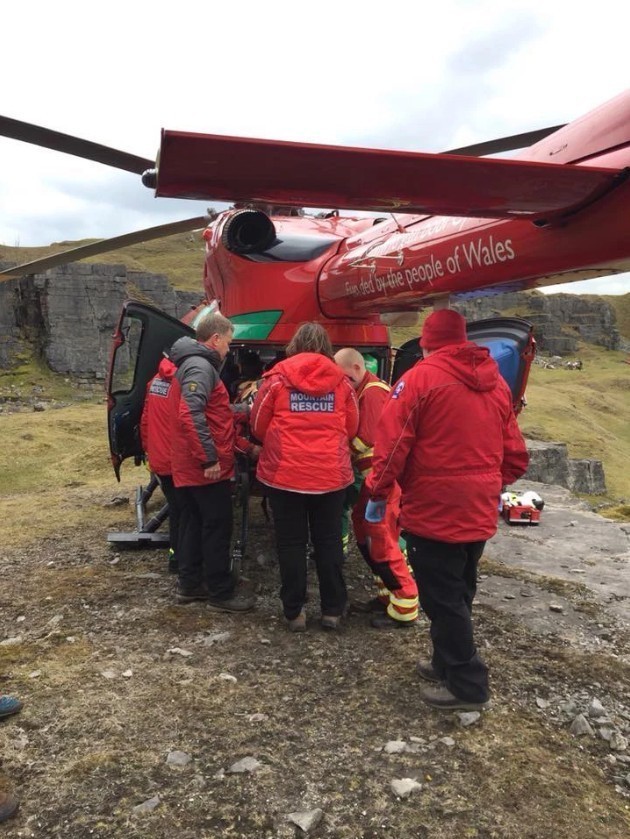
523, 440, 607, 495
567, 459, 607, 495
524, 441, 570, 487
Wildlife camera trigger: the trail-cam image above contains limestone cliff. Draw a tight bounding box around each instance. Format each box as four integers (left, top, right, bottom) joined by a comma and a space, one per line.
0, 262, 200, 378
0, 264, 623, 376
452, 290, 621, 355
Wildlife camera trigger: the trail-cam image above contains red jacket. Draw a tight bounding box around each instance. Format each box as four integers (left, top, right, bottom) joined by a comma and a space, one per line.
169, 337, 237, 487
351, 371, 391, 477
367, 342, 529, 543
140, 358, 177, 476
251, 352, 359, 493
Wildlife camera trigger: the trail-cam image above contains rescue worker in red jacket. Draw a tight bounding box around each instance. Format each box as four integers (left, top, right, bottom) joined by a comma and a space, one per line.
366, 309, 529, 711
140, 356, 181, 573
169, 312, 255, 612
334, 348, 419, 628
251, 323, 359, 632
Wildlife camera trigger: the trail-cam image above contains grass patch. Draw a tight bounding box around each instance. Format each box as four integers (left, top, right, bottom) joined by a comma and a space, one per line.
0, 351, 82, 403
519, 345, 630, 499
0, 402, 116, 494
596, 503, 630, 520
63, 750, 125, 779
0, 401, 145, 548
605, 293, 630, 341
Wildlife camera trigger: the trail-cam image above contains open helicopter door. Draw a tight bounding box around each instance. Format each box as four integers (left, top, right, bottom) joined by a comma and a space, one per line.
106, 301, 193, 549
391, 316, 535, 414
107, 300, 193, 477
105, 301, 252, 571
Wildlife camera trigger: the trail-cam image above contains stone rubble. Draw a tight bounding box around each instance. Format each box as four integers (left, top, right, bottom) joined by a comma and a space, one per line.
286, 808, 324, 832
228, 756, 262, 774
391, 778, 423, 799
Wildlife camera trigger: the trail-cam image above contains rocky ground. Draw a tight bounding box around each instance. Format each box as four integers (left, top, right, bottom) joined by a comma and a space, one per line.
0, 480, 629, 838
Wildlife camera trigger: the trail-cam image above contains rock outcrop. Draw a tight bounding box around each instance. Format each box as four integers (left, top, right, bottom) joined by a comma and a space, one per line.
453, 290, 621, 355
2, 264, 623, 375
0, 262, 200, 379
0, 280, 31, 367
524, 440, 607, 495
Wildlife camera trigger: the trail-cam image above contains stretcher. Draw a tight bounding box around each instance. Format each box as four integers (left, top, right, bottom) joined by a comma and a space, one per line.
500, 490, 544, 526
501, 504, 541, 526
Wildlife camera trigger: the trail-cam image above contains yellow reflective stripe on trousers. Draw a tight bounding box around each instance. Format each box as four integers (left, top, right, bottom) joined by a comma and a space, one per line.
386, 603, 418, 621
389, 594, 419, 609
374, 577, 390, 598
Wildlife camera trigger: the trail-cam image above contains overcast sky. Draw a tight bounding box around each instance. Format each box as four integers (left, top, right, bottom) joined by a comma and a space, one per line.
2, 0, 629, 294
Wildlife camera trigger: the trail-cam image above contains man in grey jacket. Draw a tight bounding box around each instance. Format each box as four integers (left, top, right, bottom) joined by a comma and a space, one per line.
169, 313, 254, 611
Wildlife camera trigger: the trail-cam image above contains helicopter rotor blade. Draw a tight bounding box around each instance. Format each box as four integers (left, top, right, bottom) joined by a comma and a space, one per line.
0, 115, 153, 174
444, 125, 566, 157
0, 215, 212, 282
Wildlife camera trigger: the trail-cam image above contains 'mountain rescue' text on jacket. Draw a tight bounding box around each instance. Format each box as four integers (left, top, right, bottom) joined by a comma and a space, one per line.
251, 352, 359, 493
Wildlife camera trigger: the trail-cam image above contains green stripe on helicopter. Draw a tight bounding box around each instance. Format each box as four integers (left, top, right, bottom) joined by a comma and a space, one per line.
191, 307, 283, 339
229, 310, 283, 340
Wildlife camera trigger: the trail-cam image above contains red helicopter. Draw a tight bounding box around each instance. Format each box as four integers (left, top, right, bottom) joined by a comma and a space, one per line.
1, 89, 629, 484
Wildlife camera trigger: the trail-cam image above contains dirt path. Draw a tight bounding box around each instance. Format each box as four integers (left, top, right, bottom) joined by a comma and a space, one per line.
0, 483, 629, 838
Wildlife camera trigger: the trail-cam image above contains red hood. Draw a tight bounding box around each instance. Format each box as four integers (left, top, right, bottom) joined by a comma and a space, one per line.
267, 352, 345, 395
158, 357, 177, 380
423, 342, 499, 392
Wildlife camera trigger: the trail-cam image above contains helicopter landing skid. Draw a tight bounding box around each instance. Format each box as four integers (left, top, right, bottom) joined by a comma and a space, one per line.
107, 476, 170, 549
106, 530, 170, 548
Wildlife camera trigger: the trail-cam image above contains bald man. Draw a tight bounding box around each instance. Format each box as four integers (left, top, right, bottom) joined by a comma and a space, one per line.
334, 348, 418, 628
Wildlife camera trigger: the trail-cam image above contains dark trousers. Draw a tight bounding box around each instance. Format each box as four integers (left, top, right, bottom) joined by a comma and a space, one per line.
267, 487, 347, 620
406, 533, 489, 703
177, 481, 234, 599
156, 474, 182, 557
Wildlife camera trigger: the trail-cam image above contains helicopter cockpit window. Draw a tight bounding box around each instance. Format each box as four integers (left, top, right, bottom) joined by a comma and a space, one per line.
110, 316, 143, 394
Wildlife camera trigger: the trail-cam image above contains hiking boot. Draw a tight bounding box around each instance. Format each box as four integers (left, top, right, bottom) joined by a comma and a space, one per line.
0, 696, 23, 719
351, 597, 387, 614
416, 658, 443, 684
0, 791, 19, 823
370, 614, 417, 630
287, 610, 306, 633
176, 586, 208, 604
207, 593, 255, 613
420, 684, 490, 712
321, 615, 341, 631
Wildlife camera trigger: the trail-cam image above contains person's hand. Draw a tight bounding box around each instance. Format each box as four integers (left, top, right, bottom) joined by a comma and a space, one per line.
365, 499, 386, 523
203, 463, 221, 480
250, 445, 262, 461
